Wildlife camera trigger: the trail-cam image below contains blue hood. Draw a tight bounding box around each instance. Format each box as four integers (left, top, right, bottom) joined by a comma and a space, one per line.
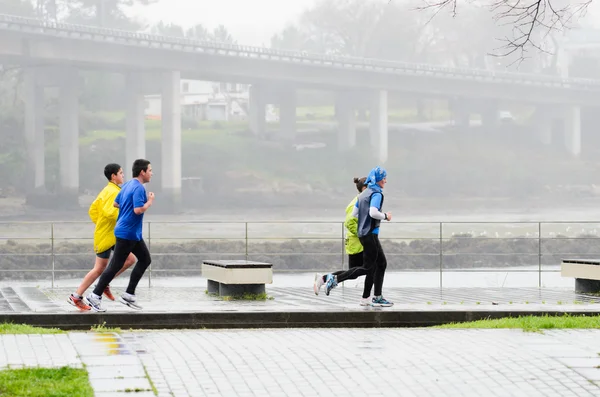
366, 166, 387, 191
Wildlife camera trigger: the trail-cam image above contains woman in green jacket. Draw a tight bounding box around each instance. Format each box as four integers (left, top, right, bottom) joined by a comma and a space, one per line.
314, 177, 374, 305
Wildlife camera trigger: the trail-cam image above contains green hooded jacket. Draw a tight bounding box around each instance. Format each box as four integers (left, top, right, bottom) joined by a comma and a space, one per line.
344, 196, 364, 255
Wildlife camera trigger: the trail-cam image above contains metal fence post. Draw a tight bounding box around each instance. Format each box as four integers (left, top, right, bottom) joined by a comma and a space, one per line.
538, 222, 542, 288
51, 222, 55, 288
148, 222, 152, 288
341, 222, 345, 270
439, 222, 443, 289
245, 222, 249, 261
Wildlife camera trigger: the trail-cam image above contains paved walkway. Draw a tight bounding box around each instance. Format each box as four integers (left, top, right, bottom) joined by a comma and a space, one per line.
1, 283, 600, 314
1, 277, 600, 395
2, 328, 600, 396
2, 279, 600, 329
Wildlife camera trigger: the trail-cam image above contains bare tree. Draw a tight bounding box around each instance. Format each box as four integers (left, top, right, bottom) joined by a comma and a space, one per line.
415, 0, 592, 59
36, 0, 60, 21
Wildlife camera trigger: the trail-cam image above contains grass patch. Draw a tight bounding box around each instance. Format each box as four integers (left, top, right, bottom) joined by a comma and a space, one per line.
204, 290, 273, 301
0, 323, 64, 335
79, 125, 242, 145
90, 322, 122, 333
221, 292, 273, 301
79, 129, 125, 144
437, 314, 600, 332
0, 367, 93, 397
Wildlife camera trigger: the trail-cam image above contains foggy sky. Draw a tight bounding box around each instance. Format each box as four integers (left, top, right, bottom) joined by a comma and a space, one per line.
130, 0, 600, 49
131, 0, 317, 46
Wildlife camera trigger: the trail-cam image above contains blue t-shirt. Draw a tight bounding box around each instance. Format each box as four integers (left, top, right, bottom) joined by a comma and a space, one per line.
114, 179, 147, 241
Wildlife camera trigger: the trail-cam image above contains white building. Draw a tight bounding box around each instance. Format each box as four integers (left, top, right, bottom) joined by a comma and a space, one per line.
144, 80, 249, 122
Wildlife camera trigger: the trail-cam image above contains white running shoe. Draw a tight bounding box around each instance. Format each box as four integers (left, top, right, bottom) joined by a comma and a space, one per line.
313, 273, 325, 295
84, 293, 106, 312
119, 292, 142, 310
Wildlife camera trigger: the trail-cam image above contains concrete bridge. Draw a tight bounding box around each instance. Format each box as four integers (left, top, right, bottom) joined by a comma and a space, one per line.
0, 14, 598, 208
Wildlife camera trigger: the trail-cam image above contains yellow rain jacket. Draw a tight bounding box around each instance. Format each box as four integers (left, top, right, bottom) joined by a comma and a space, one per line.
344, 196, 364, 255
89, 182, 121, 254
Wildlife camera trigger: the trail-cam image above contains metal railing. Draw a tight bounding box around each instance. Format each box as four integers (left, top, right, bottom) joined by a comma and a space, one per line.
1, 220, 600, 288
1, 13, 600, 90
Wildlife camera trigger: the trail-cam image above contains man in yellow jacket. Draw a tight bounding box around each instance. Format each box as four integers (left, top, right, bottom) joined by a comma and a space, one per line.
67, 163, 137, 311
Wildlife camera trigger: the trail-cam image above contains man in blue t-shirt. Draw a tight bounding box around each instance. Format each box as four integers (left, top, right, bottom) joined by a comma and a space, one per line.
85, 159, 155, 312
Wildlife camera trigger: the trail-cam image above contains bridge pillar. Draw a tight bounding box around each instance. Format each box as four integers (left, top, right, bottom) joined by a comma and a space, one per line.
480, 101, 499, 129
336, 92, 356, 151
161, 70, 182, 211
249, 85, 266, 137
538, 117, 553, 146
533, 106, 556, 145
564, 105, 581, 156
556, 48, 571, 78
369, 90, 388, 163
451, 101, 470, 128
449, 99, 471, 128
125, 72, 146, 175
58, 67, 80, 205
23, 68, 46, 194
279, 88, 296, 141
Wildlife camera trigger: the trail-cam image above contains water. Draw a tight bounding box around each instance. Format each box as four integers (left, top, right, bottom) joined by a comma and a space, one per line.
3, 267, 572, 289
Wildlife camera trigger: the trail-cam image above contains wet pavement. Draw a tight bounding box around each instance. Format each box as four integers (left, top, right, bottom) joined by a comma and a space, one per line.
1, 275, 599, 315
0, 276, 600, 330
2, 328, 600, 396
2, 275, 600, 396
1, 276, 600, 329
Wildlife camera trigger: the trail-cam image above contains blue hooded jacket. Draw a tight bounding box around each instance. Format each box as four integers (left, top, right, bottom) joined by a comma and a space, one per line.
356, 166, 387, 237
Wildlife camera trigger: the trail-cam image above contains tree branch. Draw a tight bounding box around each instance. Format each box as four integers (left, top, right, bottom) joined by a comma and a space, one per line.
414, 0, 592, 61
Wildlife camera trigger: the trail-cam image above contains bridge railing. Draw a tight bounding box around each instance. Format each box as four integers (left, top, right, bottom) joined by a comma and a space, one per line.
0, 220, 599, 288
1, 13, 600, 89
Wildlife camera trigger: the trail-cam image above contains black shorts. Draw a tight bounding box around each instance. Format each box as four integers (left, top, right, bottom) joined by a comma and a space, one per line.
96, 246, 115, 259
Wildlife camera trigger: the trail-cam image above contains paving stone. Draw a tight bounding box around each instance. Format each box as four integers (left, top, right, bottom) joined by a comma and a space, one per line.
572, 368, 600, 380
558, 358, 600, 368
80, 354, 141, 367
95, 393, 156, 397
89, 377, 153, 393
86, 365, 147, 379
